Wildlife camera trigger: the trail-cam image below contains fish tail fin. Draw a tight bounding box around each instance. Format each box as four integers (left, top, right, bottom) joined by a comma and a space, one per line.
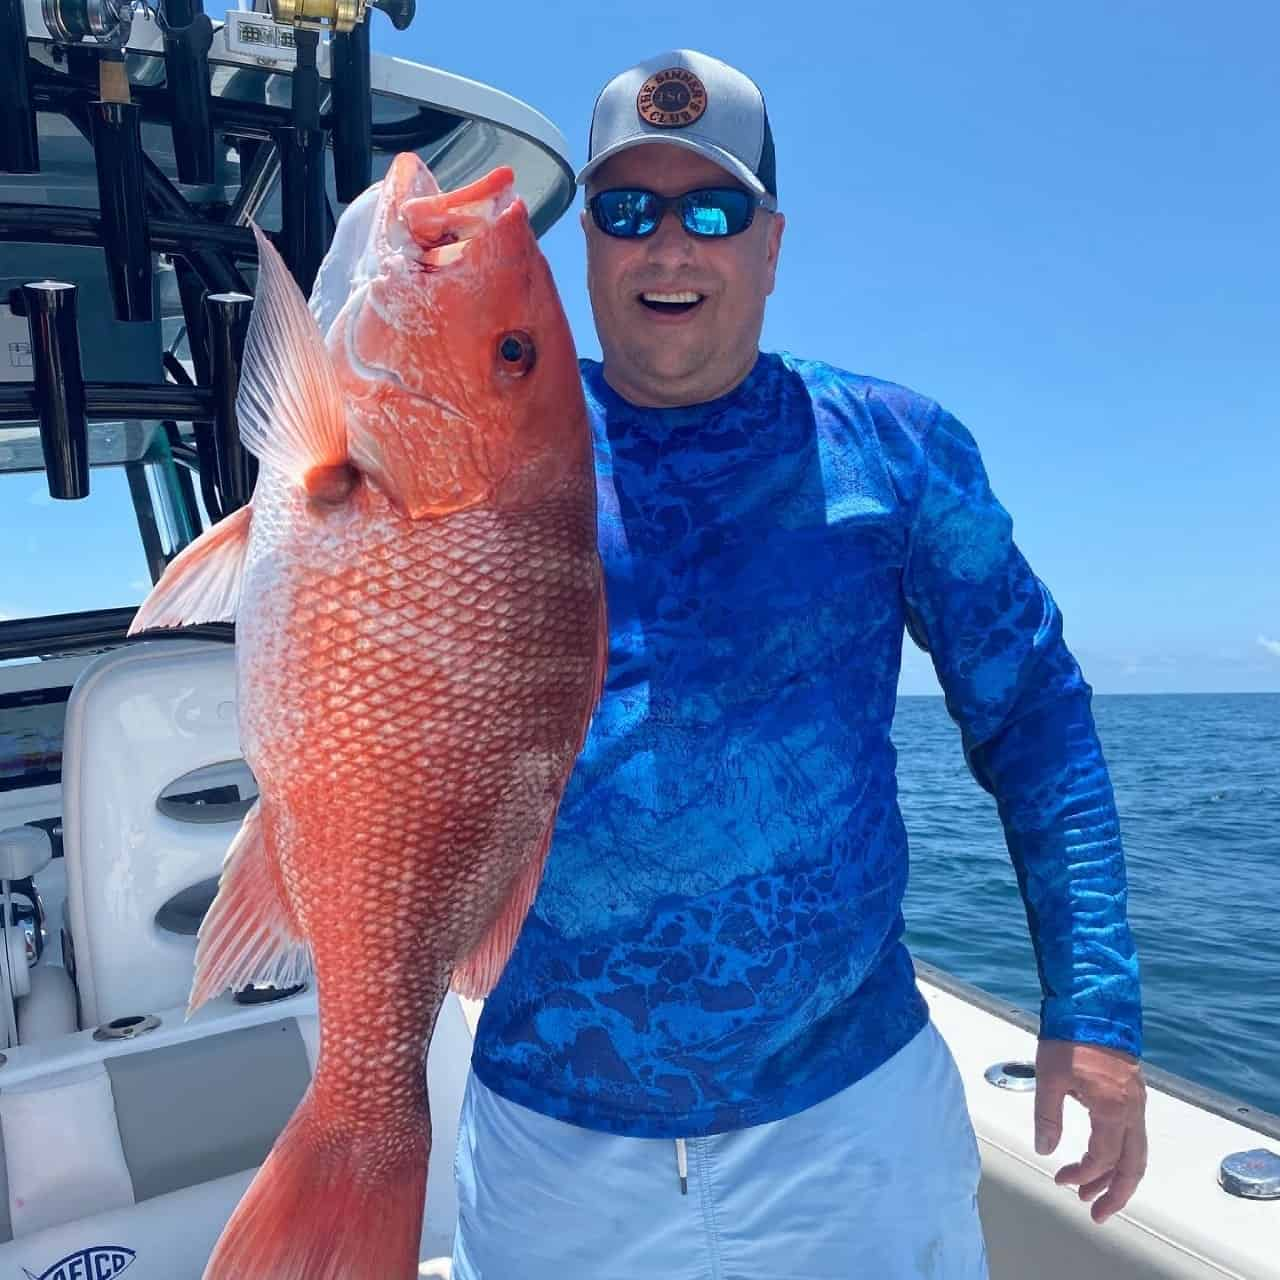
204, 1085, 430, 1280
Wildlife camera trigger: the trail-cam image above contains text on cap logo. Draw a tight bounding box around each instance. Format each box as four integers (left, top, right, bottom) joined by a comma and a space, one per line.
636, 68, 708, 128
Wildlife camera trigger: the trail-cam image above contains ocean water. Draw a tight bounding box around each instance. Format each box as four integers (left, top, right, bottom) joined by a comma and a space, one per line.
896, 692, 1280, 1117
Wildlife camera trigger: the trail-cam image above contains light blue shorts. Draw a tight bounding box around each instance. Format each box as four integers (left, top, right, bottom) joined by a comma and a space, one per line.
451, 1021, 988, 1279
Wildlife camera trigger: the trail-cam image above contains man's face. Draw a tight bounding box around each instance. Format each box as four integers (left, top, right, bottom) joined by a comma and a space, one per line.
583, 144, 784, 408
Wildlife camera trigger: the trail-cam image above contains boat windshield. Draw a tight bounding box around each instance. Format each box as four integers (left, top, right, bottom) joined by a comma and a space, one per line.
0, 423, 199, 625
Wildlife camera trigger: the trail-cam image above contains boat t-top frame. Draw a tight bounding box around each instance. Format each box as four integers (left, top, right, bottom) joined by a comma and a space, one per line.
0, 0, 574, 661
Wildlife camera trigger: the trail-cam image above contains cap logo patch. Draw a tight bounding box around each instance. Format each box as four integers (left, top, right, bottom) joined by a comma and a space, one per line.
637, 68, 708, 129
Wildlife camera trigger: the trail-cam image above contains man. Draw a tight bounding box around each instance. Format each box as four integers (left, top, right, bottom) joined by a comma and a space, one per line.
451, 49, 1146, 1279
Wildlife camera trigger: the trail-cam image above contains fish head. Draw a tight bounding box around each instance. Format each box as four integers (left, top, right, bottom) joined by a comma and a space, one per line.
326, 152, 586, 519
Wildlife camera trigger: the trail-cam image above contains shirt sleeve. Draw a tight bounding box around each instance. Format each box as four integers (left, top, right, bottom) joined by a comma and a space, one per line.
900, 402, 1142, 1057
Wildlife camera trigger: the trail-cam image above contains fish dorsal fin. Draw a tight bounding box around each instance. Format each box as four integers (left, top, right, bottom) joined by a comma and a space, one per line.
238, 225, 348, 483
127, 504, 252, 634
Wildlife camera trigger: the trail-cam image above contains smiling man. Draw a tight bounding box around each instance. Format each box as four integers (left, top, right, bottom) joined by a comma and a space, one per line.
451, 50, 1147, 1279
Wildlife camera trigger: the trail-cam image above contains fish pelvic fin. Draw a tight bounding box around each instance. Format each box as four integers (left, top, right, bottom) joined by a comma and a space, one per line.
127, 504, 252, 634
188, 800, 311, 1016
202, 1085, 429, 1280
239, 224, 349, 486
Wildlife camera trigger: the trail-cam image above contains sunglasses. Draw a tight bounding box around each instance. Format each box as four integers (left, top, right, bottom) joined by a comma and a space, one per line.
588, 186, 775, 239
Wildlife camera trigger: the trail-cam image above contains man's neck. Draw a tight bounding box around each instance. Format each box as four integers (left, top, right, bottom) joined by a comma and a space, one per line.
600, 352, 760, 410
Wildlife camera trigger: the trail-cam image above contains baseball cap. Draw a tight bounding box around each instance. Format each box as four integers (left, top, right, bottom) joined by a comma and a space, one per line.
576, 50, 777, 202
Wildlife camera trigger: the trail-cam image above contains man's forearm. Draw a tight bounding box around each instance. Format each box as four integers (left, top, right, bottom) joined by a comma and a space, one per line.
970, 689, 1142, 1056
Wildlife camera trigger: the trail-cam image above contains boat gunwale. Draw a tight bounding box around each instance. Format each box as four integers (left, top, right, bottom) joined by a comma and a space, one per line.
916, 958, 1280, 1144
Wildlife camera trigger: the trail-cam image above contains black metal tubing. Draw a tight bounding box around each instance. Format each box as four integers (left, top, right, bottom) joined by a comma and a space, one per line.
162, 352, 193, 386
291, 29, 322, 132
141, 154, 251, 299
0, 203, 256, 263
277, 125, 328, 296
161, 420, 203, 533
0, 381, 213, 424
32, 68, 277, 144
160, 0, 215, 184
0, 0, 38, 173
22, 282, 90, 499
331, 20, 372, 203
60, 99, 251, 299
204, 291, 255, 513
90, 100, 153, 322
30, 56, 464, 153
125, 460, 169, 585
226, 138, 280, 227
172, 258, 224, 523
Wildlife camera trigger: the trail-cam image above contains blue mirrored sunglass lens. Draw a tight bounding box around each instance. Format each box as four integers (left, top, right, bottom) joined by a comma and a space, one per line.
685, 204, 731, 235
682, 191, 752, 236
595, 191, 660, 236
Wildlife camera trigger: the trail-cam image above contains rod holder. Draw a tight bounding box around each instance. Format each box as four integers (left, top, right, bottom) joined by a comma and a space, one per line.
277, 125, 328, 296
331, 20, 372, 202
291, 27, 321, 131
204, 291, 256, 512
0, 0, 39, 173
90, 98, 152, 321
160, 0, 215, 185
22, 282, 90, 500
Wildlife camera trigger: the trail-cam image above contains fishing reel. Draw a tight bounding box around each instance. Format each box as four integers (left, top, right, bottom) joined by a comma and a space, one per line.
269, 0, 415, 34
40, 0, 150, 49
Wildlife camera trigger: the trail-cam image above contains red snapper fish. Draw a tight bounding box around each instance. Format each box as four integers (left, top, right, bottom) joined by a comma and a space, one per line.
129, 153, 606, 1279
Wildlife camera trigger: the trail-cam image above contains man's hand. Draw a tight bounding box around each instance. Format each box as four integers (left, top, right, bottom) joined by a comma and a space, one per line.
1034, 1039, 1148, 1224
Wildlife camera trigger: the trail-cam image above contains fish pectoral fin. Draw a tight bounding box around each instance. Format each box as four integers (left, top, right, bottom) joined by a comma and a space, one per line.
188, 800, 311, 1016
238, 224, 349, 484
450, 816, 556, 1000
127, 505, 252, 634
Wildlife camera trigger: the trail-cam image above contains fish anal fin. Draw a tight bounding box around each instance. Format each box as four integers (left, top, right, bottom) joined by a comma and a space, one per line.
188, 800, 311, 1015
127, 505, 252, 635
451, 818, 555, 1000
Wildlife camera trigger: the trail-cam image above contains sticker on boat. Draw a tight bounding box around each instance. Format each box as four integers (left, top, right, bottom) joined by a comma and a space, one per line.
22, 1246, 135, 1280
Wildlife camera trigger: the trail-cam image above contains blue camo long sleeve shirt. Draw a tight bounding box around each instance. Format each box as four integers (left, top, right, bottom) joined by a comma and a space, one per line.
470, 351, 1142, 1138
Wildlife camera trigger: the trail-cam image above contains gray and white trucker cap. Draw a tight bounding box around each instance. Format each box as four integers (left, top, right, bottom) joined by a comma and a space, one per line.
576, 50, 777, 201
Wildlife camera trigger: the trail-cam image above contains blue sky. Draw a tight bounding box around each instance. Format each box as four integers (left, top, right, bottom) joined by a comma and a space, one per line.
374, 1, 1278, 695
4, 2, 1277, 693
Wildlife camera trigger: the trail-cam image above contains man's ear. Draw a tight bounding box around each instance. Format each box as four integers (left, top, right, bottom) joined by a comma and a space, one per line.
763, 212, 785, 296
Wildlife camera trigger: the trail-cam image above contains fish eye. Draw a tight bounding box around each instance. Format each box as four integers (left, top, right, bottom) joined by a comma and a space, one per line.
497, 330, 536, 376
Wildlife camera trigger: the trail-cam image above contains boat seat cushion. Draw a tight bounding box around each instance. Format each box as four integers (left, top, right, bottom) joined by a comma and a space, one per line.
0, 1062, 134, 1238
0, 1017, 310, 1242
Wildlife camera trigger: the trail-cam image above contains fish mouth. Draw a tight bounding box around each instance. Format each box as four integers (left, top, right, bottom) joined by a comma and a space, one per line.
395, 164, 517, 271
